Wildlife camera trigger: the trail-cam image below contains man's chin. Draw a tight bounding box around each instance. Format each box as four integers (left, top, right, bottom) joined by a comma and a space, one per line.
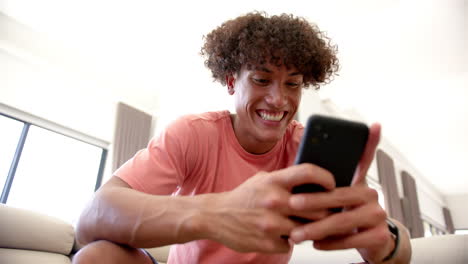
253, 117, 289, 141
257, 129, 286, 143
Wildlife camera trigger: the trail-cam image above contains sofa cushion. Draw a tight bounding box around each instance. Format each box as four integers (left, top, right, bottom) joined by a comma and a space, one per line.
0, 248, 71, 264
145, 245, 171, 263
0, 204, 75, 255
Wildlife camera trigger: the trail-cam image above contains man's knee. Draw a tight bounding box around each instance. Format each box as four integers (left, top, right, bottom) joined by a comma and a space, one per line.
72, 240, 152, 264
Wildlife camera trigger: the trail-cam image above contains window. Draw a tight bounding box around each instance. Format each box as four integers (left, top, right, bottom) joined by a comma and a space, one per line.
423, 221, 433, 237
0, 112, 107, 225
423, 219, 448, 237
0, 116, 24, 191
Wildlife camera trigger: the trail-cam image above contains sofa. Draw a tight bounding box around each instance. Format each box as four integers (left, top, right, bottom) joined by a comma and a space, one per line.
1, 204, 467, 264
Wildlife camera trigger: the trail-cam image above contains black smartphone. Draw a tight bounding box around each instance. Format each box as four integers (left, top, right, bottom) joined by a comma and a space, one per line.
291, 114, 369, 213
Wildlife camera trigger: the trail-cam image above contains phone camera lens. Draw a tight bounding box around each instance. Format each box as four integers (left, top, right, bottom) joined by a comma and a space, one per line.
311, 137, 319, 144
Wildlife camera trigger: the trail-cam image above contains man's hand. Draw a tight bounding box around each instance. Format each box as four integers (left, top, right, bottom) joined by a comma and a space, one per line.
200, 163, 336, 253
288, 184, 393, 263
287, 123, 408, 263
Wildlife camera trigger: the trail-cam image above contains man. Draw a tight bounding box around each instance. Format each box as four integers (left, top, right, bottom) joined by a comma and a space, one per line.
74, 12, 411, 264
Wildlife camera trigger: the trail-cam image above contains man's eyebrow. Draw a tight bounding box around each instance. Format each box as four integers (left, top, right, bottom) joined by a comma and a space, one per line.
254, 66, 273, 73
289, 72, 302, 76
253, 66, 302, 76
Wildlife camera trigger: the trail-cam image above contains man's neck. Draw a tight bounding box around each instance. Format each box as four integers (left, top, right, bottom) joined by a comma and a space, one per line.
230, 114, 277, 154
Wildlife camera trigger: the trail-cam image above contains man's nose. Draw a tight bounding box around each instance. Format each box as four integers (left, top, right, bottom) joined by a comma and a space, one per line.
265, 84, 287, 108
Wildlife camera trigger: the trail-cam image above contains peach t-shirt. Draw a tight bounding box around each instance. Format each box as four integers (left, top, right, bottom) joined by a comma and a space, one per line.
116, 110, 304, 264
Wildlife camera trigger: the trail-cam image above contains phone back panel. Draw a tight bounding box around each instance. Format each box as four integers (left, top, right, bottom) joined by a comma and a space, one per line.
294, 115, 369, 191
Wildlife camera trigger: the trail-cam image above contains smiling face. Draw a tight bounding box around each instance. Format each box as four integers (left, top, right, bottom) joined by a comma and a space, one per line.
228, 64, 303, 154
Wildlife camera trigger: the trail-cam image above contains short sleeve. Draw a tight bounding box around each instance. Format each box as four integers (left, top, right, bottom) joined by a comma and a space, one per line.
115, 117, 197, 195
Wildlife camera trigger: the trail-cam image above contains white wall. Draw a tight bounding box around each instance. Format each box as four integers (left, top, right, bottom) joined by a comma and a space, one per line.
0, 49, 113, 141
0, 12, 159, 143
446, 194, 468, 229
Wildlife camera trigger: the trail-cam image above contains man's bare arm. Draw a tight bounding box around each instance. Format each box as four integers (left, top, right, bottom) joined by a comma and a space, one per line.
75, 164, 333, 253
75, 176, 208, 248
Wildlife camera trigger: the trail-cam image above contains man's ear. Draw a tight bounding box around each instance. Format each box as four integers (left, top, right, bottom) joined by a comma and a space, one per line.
226, 74, 235, 95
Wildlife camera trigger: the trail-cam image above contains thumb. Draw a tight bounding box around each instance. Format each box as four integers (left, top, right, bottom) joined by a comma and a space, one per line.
352, 123, 381, 186
274, 163, 335, 191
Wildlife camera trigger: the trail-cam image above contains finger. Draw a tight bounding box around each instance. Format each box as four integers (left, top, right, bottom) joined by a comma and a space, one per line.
274, 163, 336, 191
290, 202, 386, 243
313, 223, 390, 251
258, 211, 302, 239
289, 185, 376, 212
262, 235, 293, 253
288, 209, 332, 224
352, 123, 381, 186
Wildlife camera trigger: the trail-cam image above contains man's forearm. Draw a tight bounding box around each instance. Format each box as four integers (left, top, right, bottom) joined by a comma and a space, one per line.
75, 183, 212, 248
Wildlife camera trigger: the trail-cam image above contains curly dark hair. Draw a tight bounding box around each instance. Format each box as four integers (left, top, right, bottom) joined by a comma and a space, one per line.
200, 12, 339, 89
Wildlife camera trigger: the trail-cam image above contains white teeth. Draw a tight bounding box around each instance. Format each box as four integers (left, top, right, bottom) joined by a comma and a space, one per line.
259, 111, 284, 121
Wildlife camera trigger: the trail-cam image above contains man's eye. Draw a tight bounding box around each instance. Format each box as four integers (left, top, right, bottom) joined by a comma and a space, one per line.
287, 82, 300, 88
253, 78, 269, 85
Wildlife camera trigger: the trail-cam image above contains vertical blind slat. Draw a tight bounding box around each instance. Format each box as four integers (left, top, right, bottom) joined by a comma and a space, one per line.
401, 171, 424, 238
443, 207, 455, 234
376, 150, 406, 225
112, 103, 152, 172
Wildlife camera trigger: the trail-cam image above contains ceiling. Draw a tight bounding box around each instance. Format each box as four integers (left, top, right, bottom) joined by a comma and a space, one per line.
0, 0, 467, 196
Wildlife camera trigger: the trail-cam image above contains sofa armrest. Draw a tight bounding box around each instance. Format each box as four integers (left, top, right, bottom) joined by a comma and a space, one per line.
411, 234, 468, 264
0, 204, 75, 255
290, 241, 363, 264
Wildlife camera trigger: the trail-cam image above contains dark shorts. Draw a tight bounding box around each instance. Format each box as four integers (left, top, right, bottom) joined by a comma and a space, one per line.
142, 249, 158, 264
